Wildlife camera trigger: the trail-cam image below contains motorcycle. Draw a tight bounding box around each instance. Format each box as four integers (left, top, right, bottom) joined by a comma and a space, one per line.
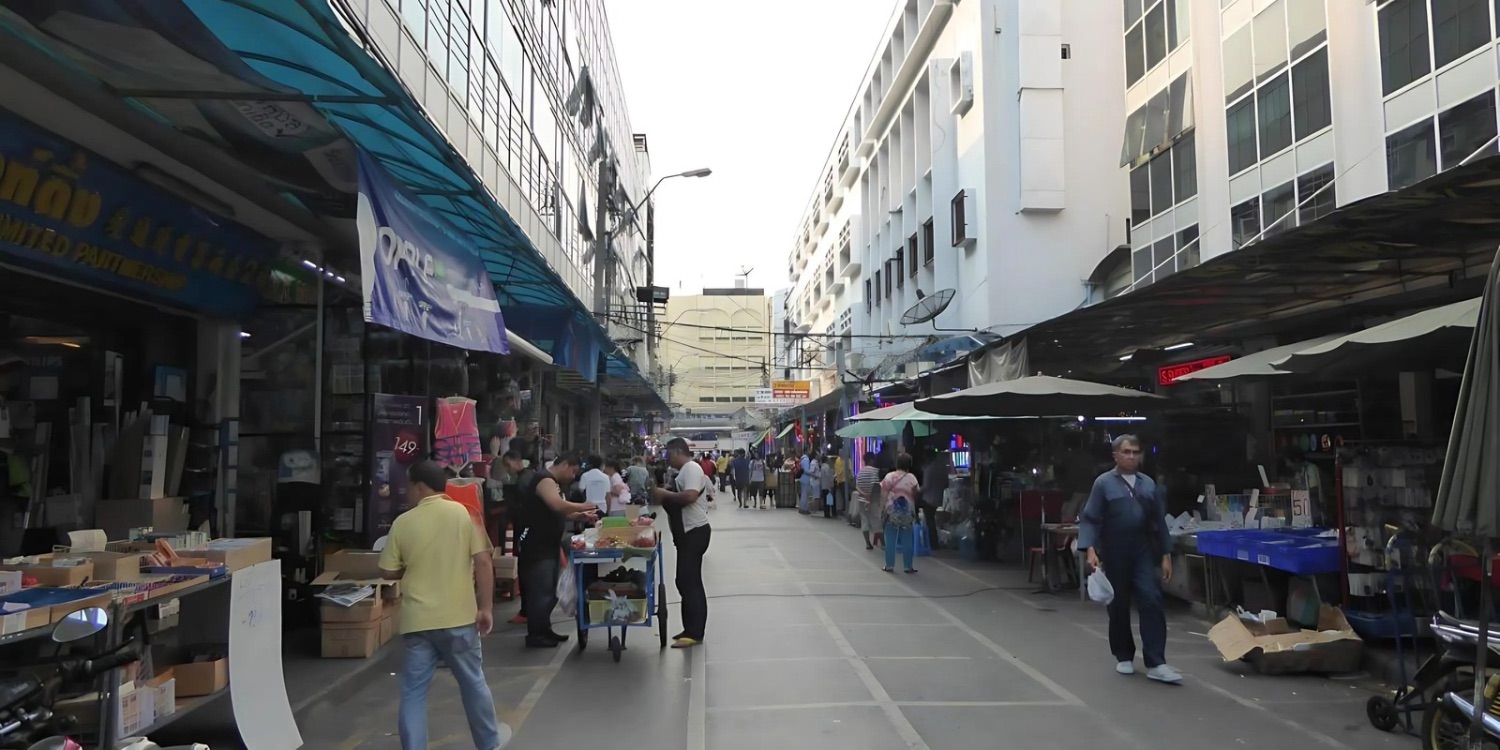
1423, 613, 1500, 749
0, 607, 207, 750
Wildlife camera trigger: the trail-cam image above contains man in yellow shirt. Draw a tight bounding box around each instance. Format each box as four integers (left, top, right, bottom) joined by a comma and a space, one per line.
380, 460, 510, 750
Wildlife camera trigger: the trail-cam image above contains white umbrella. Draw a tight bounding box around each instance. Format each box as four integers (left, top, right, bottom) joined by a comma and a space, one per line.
1173, 335, 1343, 381
916, 375, 1171, 417
1277, 298, 1480, 375
850, 402, 995, 422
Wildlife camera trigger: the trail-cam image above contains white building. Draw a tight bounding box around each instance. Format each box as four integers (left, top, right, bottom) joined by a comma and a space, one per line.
770, 287, 792, 376
786, 0, 1132, 382
1121, 0, 1499, 293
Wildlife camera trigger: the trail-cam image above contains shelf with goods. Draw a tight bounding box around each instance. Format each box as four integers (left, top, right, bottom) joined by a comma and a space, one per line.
1270, 384, 1365, 460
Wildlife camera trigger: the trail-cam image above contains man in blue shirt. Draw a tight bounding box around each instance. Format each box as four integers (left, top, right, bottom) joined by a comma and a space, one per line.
730, 450, 752, 508
1078, 434, 1181, 685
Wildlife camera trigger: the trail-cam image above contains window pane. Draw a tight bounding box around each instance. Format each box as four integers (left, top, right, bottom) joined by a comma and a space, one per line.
1126, 25, 1146, 86
1438, 91, 1498, 170
1121, 106, 1148, 166
1257, 73, 1293, 157
1292, 49, 1332, 140
1297, 163, 1336, 223
1130, 164, 1151, 223
1227, 97, 1259, 174
1125, 0, 1143, 28
1254, 0, 1290, 83
1145, 3, 1168, 69
1144, 89, 1170, 153
1167, 74, 1194, 138
1153, 237, 1177, 280
1379, 0, 1431, 95
1287, 0, 1327, 60
1261, 180, 1297, 237
1133, 246, 1153, 284
402, 0, 427, 41
1174, 132, 1198, 200
1433, 0, 1490, 69
1168, 0, 1190, 50
1224, 27, 1254, 103
1177, 224, 1201, 270
1150, 152, 1174, 215
1386, 118, 1438, 189
1231, 197, 1262, 249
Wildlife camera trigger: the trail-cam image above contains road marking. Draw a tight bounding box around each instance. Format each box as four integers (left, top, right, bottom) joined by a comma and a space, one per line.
509, 636, 573, 733
687, 643, 707, 750
769, 543, 931, 750
707, 699, 1074, 714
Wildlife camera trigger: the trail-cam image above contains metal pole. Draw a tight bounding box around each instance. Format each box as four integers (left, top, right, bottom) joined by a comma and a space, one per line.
314, 270, 325, 457
1472, 537, 1492, 744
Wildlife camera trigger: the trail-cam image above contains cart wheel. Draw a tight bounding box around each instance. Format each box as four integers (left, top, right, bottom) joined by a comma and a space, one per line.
657, 583, 669, 648
577, 628, 588, 652
610, 634, 623, 663
1366, 695, 1399, 732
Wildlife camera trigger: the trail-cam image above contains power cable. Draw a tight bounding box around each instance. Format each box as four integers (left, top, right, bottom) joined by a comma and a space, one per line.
613, 312, 950, 340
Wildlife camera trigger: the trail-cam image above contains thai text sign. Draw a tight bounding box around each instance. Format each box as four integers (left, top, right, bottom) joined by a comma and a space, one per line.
771, 380, 812, 401
1157, 355, 1233, 386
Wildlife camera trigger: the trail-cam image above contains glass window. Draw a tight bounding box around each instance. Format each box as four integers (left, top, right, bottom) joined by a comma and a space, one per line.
1177, 224, 1201, 270
1150, 152, 1174, 215
1130, 164, 1151, 224
1379, 0, 1431, 95
1144, 89, 1170, 154
1168, 0, 1189, 50
1227, 97, 1259, 174
873, 271, 882, 305
1153, 237, 1177, 280
1253, 0, 1290, 83
1291, 49, 1332, 139
864, 279, 872, 312
1126, 24, 1146, 86
1224, 27, 1254, 104
1287, 0, 1327, 60
1145, 2, 1168, 70
1133, 246, 1153, 284
1386, 118, 1438, 189
426, 3, 450, 75
1167, 74, 1194, 139
402, 0, 427, 42
1231, 197, 1262, 249
1297, 163, 1336, 223
1173, 132, 1198, 200
1121, 106, 1148, 166
1257, 73, 1294, 157
1438, 91, 1499, 169
1261, 180, 1297, 237
1432, 0, 1490, 69
1125, 0, 1143, 28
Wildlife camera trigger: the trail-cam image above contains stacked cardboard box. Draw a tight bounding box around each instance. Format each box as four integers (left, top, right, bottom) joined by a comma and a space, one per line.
314, 550, 402, 658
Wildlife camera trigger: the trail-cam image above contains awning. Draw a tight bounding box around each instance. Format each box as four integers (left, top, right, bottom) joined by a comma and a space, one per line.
776, 424, 796, 439
1278, 297, 1481, 376
1173, 335, 1342, 382
918, 375, 1171, 417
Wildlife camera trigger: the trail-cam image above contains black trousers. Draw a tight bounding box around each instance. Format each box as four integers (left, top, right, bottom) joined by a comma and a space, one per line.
675, 525, 712, 640
519, 553, 560, 641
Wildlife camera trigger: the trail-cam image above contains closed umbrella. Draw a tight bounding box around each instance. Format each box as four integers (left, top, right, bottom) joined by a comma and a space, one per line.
1277, 298, 1479, 376
1430, 254, 1500, 742
916, 375, 1170, 417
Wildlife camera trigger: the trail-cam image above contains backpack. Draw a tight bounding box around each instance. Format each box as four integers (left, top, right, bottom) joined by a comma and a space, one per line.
887, 495, 915, 528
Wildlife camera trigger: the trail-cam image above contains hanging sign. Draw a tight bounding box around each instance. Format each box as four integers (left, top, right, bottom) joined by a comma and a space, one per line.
0, 108, 278, 317
357, 149, 510, 353
1157, 355, 1233, 386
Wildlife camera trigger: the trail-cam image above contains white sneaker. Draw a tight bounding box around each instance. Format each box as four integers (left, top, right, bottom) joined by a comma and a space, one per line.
1115, 661, 1135, 675
492, 721, 514, 749
1147, 665, 1183, 684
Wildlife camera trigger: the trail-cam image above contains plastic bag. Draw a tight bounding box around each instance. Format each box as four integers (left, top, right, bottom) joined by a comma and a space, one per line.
1087, 568, 1114, 605
556, 562, 578, 614
913, 523, 932, 557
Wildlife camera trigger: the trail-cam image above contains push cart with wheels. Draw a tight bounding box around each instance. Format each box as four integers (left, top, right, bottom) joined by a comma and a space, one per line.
570, 531, 668, 662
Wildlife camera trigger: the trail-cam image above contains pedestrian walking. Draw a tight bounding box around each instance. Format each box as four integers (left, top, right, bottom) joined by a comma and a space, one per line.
748, 453, 767, 509
515, 453, 598, 648
820, 456, 837, 518
731, 449, 751, 507
652, 437, 712, 648
1078, 435, 1182, 685
834, 451, 851, 522
378, 460, 511, 750
854, 453, 882, 550
603, 459, 631, 517
624, 456, 652, 505
878, 454, 920, 573
798, 451, 816, 515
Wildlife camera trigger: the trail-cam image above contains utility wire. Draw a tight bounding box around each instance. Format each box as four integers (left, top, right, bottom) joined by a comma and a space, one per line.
612, 312, 949, 340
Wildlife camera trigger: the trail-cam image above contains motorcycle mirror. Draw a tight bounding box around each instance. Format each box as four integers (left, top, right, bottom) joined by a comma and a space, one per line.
50, 607, 108, 643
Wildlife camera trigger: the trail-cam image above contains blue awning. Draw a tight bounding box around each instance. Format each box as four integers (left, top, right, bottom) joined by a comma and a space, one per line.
0, 0, 662, 395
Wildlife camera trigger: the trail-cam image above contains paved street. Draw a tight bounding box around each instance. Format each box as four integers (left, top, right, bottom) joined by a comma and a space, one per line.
300, 507, 1418, 749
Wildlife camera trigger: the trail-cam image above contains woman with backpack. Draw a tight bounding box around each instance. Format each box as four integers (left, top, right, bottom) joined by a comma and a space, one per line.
878, 453, 921, 573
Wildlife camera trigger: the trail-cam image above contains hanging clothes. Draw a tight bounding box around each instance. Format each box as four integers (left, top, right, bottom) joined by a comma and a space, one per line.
434, 397, 483, 469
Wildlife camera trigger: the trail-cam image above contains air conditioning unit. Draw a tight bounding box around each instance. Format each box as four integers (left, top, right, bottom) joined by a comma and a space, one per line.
949, 52, 974, 117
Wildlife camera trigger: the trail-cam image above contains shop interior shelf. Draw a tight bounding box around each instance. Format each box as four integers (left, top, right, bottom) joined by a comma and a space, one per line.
1270, 389, 1360, 401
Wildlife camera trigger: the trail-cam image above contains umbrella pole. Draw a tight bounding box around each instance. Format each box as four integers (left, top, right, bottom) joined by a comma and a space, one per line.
1472, 538, 1493, 745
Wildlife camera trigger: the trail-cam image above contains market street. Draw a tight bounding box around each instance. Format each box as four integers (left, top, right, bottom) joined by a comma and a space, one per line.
295, 507, 1416, 749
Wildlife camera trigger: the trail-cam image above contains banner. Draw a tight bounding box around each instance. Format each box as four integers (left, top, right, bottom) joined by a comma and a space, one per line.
367, 393, 428, 540
0, 107, 279, 318
771, 380, 812, 402
357, 149, 510, 353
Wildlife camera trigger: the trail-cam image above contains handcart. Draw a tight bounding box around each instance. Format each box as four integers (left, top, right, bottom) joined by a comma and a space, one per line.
569, 529, 668, 662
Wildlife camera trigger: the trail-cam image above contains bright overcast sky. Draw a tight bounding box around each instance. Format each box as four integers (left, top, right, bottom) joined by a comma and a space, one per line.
608, 0, 895, 296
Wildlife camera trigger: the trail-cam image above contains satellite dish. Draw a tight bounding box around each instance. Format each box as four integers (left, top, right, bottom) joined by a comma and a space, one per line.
901, 288, 955, 325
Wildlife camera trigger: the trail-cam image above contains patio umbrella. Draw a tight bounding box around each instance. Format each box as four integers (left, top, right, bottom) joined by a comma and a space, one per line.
1429, 254, 1500, 742
916, 375, 1171, 417
1277, 298, 1480, 376
1172, 335, 1342, 382
836, 420, 932, 438
849, 402, 996, 422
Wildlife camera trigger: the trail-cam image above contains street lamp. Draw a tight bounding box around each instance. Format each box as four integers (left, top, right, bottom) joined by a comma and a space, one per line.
615, 167, 712, 236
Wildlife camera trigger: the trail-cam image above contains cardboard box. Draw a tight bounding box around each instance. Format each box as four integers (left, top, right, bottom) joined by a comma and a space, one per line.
115, 683, 153, 738
379, 601, 400, 645
322, 550, 385, 580
42, 551, 141, 582
321, 622, 381, 658
172, 657, 228, 697
494, 555, 518, 579
0, 605, 52, 634
0, 559, 94, 587
50, 591, 112, 624
179, 537, 272, 573
1207, 605, 1364, 675
321, 595, 384, 624
147, 670, 176, 720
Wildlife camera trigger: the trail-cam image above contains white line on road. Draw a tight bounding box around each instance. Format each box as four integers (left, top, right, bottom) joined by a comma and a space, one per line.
686, 646, 707, 750
509, 636, 574, 733
706, 699, 1075, 714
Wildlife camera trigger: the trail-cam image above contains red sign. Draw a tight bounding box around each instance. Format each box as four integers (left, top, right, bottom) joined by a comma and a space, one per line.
1157, 355, 1232, 386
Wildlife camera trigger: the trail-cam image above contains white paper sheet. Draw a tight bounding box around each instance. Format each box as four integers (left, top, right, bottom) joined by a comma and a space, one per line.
229, 561, 302, 749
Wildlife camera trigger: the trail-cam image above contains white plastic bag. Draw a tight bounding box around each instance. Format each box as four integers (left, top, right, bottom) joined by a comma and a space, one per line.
556, 562, 578, 614
1087, 568, 1115, 605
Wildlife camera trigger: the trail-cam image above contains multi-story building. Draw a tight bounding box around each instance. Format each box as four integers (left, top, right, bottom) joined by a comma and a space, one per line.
771, 288, 792, 376
1121, 0, 1499, 293
660, 287, 773, 415
786, 0, 1131, 381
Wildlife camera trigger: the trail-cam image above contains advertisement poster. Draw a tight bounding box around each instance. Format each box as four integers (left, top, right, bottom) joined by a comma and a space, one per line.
356, 149, 510, 354
368, 393, 428, 540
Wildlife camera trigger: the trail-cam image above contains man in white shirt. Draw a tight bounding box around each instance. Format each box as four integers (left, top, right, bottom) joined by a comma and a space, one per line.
579, 455, 611, 518
652, 437, 712, 648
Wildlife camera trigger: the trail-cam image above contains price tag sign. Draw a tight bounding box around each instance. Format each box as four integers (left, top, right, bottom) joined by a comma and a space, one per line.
1290, 489, 1312, 528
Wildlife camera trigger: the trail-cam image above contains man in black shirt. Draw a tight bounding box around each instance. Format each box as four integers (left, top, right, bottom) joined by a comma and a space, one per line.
516, 452, 598, 648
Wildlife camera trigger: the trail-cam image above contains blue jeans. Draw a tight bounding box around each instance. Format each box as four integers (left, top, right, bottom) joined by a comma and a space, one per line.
399, 625, 506, 750
884, 523, 914, 570
1105, 546, 1168, 669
